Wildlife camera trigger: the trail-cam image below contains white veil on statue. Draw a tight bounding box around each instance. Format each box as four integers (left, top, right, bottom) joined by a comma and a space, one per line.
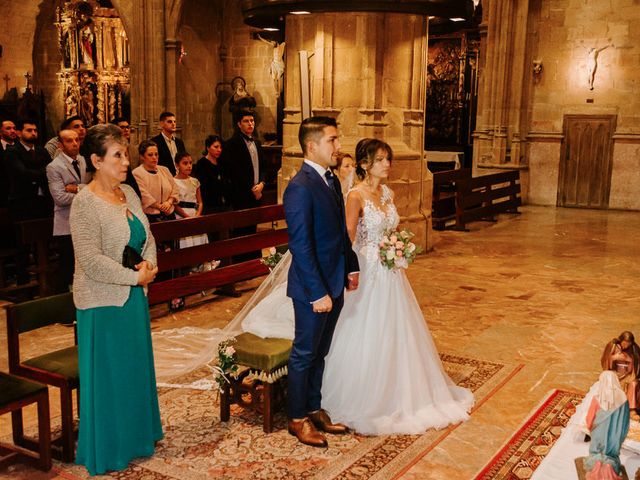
152, 251, 293, 384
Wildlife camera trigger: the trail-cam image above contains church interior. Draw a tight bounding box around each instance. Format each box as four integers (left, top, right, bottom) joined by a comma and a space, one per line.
0, 0, 639, 478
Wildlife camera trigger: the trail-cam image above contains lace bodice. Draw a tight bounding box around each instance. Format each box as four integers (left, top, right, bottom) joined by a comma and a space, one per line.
352, 185, 400, 262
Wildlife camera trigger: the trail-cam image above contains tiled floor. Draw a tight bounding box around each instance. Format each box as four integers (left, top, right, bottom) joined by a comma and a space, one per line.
1, 205, 639, 479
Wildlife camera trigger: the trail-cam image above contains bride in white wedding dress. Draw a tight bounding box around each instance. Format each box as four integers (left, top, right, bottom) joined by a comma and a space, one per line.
240, 138, 474, 435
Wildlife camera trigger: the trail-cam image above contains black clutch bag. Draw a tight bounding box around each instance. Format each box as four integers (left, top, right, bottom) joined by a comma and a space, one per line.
122, 245, 144, 270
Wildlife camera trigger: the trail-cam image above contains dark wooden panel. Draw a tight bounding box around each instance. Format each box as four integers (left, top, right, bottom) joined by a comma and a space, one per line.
558, 115, 616, 209
151, 204, 285, 242
148, 260, 269, 304
157, 229, 288, 272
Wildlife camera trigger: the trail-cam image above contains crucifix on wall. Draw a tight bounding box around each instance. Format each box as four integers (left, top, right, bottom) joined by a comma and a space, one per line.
24, 72, 32, 91
3, 74, 9, 93
586, 44, 612, 90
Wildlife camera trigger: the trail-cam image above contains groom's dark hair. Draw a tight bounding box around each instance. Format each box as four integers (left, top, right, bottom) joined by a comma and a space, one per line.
299, 116, 337, 156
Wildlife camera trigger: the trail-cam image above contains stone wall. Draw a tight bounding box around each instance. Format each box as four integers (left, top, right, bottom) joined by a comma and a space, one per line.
525, 0, 640, 209
0, 1, 39, 96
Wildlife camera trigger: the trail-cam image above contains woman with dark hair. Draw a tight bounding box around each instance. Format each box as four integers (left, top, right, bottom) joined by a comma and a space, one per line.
132, 139, 179, 222
70, 124, 162, 475
192, 134, 231, 215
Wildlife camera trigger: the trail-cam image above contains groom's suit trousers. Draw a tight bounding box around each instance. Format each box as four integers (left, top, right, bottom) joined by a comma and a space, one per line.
288, 293, 344, 419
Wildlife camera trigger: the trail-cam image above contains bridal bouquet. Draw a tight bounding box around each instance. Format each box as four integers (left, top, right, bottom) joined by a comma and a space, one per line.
261, 246, 284, 269
379, 229, 422, 270
212, 339, 238, 393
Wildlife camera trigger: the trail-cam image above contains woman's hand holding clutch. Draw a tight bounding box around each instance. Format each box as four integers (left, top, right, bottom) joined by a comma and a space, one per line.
136, 260, 158, 286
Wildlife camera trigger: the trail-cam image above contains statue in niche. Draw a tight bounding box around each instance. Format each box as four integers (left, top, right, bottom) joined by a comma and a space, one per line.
601, 331, 640, 420
75, 3, 96, 68
64, 86, 79, 117
228, 76, 256, 115
257, 35, 286, 98
587, 44, 612, 90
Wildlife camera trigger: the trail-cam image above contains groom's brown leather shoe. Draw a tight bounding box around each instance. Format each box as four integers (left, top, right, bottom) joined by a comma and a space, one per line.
308, 409, 349, 434
288, 418, 328, 447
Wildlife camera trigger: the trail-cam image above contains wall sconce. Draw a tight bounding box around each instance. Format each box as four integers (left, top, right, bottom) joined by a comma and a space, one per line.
532, 59, 543, 82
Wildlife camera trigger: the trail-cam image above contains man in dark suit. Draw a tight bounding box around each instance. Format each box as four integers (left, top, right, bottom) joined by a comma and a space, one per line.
0, 117, 17, 207
283, 116, 359, 447
5, 119, 53, 284
150, 111, 185, 176
224, 111, 266, 260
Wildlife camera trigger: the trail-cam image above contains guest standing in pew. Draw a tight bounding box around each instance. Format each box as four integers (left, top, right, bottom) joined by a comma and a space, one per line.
70, 124, 162, 476
133, 140, 184, 310
192, 134, 239, 297
132, 139, 179, 223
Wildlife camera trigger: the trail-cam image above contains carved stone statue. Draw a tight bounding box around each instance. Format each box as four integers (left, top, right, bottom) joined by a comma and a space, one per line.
258, 35, 286, 98
228, 76, 256, 114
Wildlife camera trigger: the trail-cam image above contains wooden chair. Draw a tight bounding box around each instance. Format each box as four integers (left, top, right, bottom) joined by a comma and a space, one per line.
6, 292, 78, 462
0, 372, 51, 472
220, 333, 291, 433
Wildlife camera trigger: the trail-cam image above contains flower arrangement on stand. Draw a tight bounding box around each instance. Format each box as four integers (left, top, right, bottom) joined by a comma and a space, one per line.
378, 229, 422, 270
261, 247, 284, 270
212, 338, 238, 393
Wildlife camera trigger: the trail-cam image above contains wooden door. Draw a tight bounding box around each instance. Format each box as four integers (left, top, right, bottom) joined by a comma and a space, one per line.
557, 115, 616, 209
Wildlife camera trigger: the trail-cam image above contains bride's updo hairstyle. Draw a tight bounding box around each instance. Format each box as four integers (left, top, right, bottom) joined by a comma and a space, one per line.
355, 138, 393, 181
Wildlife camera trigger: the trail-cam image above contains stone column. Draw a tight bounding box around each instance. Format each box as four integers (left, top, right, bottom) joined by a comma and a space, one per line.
281, 12, 433, 250
127, 0, 166, 142
473, 0, 531, 180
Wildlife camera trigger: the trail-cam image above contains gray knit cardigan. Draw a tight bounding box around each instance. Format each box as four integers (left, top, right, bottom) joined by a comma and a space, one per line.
70, 184, 157, 309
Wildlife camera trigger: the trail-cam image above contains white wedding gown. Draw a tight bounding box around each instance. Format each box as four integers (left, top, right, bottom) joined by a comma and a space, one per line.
241, 185, 474, 435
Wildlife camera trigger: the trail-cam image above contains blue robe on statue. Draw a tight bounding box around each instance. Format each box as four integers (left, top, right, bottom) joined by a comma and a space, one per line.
584, 400, 630, 476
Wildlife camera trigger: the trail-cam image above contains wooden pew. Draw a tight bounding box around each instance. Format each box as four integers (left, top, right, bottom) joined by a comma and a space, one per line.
455, 170, 521, 230
148, 205, 288, 305
432, 168, 471, 230
432, 169, 521, 231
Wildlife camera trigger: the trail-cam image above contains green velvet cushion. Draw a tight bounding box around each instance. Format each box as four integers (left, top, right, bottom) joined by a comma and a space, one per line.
0, 372, 47, 407
234, 333, 292, 373
22, 346, 79, 381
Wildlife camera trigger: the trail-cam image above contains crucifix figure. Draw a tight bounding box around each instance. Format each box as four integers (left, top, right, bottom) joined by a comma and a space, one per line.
24, 72, 32, 91
2, 74, 9, 94
587, 45, 611, 91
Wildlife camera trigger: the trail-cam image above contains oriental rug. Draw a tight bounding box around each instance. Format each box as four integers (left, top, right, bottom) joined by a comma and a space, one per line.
43, 354, 522, 480
474, 389, 584, 480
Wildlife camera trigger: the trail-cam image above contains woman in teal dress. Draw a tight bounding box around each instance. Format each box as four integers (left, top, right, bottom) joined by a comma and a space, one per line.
70, 124, 162, 476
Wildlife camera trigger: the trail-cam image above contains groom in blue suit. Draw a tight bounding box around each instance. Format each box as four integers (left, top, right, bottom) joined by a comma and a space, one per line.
283, 117, 360, 447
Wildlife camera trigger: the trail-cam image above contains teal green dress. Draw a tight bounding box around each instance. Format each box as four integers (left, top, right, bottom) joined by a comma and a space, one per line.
76, 214, 163, 476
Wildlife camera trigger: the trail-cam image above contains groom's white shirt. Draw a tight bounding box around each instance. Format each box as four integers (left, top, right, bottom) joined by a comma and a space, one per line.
304, 159, 331, 186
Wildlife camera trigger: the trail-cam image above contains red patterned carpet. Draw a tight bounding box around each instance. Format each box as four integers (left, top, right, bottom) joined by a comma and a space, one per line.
474, 389, 584, 480
48, 354, 522, 480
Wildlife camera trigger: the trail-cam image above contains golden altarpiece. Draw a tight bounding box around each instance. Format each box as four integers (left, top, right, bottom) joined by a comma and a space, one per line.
55, 0, 130, 126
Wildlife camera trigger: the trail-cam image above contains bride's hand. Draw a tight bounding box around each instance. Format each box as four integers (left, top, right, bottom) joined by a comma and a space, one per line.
312, 295, 333, 313
347, 272, 359, 290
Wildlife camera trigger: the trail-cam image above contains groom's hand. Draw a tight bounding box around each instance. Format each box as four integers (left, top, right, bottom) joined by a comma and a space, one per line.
312, 295, 333, 313
347, 272, 359, 291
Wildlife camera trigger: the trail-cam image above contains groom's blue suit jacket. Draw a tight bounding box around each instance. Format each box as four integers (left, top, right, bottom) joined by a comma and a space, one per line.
283, 161, 359, 303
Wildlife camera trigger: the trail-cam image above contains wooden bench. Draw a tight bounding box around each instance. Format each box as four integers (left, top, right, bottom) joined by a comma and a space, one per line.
148, 205, 291, 432
432, 168, 471, 230
0, 372, 51, 472
432, 169, 521, 231
455, 170, 521, 231
148, 204, 287, 305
